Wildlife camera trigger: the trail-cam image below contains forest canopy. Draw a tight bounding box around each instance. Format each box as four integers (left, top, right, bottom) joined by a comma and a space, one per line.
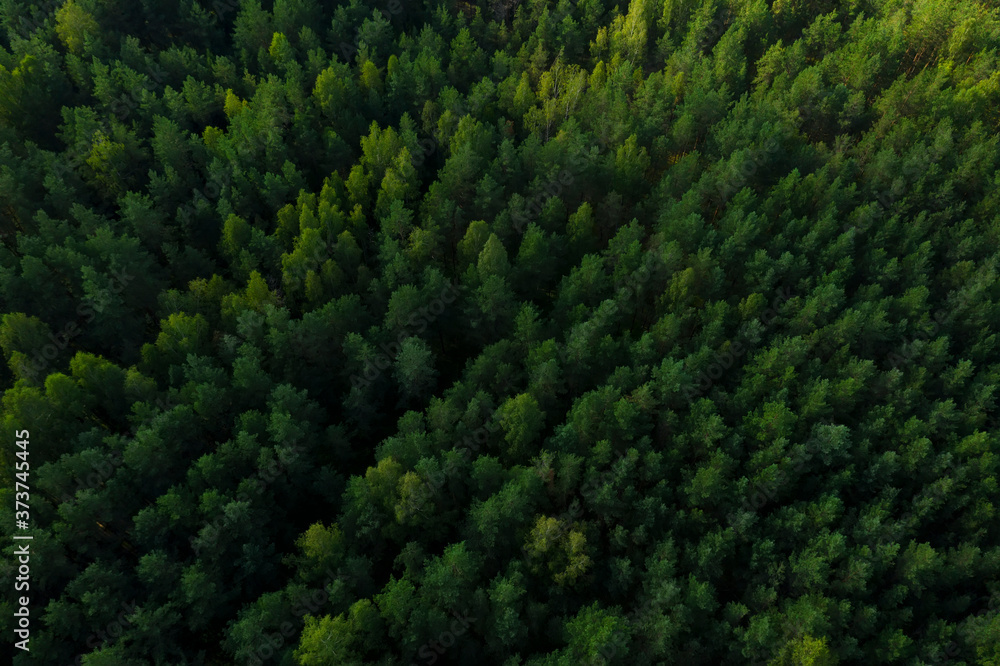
1, 0, 1000, 664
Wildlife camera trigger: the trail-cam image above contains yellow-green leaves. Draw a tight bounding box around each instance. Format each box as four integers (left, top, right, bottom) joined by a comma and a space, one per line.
769, 634, 839, 666
55, 0, 98, 54
524, 514, 591, 586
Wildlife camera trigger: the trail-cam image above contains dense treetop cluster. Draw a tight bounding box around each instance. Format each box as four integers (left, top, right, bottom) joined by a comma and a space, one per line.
1, 0, 1000, 664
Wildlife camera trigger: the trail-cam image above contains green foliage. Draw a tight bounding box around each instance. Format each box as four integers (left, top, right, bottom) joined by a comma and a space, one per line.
2, 1, 1000, 665
769, 634, 839, 666
54, 1, 99, 55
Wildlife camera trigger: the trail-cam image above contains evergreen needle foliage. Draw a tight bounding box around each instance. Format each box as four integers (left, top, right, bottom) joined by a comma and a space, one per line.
1, 0, 999, 664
